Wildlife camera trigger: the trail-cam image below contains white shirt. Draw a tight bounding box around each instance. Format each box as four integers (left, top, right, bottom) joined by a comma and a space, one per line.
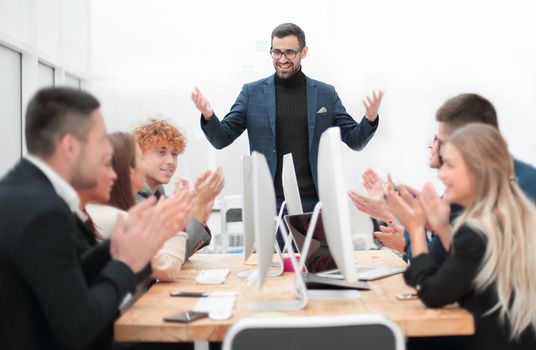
25, 154, 80, 212
86, 203, 187, 282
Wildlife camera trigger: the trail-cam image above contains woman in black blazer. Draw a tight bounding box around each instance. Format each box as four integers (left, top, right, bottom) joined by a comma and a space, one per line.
385, 124, 536, 349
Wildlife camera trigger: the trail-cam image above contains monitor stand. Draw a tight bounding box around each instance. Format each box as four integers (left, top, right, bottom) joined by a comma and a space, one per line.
266, 200, 287, 276
240, 201, 288, 279
248, 216, 308, 312
280, 201, 323, 272
286, 202, 362, 300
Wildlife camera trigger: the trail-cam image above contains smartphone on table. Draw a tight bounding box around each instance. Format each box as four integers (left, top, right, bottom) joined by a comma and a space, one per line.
163, 310, 209, 323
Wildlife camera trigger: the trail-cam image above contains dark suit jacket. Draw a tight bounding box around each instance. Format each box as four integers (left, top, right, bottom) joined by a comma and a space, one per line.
0, 159, 140, 350
136, 185, 211, 259
514, 157, 536, 202
201, 74, 378, 190
404, 225, 536, 349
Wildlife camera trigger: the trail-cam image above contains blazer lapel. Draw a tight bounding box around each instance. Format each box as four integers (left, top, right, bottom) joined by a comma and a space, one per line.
306, 77, 318, 151
264, 75, 276, 137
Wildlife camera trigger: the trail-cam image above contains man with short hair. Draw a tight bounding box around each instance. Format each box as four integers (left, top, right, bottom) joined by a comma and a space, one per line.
0, 87, 190, 349
351, 93, 536, 263
192, 23, 383, 216
134, 118, 224, 258
434, 93, 536, 199
407, 93, 536, 262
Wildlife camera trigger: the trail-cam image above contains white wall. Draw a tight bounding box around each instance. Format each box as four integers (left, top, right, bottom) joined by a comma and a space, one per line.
0, 45, 22, 176
0, 0, 90, 175
90, 0, 536, 200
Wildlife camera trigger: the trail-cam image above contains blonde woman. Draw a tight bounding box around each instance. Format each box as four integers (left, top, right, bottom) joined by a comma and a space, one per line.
386, 124, 536, 349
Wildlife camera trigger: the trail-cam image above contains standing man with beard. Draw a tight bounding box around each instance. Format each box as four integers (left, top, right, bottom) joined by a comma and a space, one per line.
192, 23, 383, 215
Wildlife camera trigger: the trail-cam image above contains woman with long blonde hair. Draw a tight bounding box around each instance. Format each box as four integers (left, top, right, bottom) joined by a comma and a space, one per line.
386, 124, 536, 349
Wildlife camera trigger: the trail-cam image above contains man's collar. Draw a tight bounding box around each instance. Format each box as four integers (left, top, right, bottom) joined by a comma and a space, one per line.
138, 184, 167, 199
25, 154, 80, 212
137, 185, 153, 199
75, 207, 89, 222
155, 185, 167, 198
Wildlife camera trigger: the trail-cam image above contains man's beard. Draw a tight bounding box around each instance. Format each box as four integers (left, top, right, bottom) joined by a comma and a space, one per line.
276, 64, 301, 79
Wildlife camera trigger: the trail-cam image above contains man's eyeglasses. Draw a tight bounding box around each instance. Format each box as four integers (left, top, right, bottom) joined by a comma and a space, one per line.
270, 49, 302, 59
433, 135, 444, 147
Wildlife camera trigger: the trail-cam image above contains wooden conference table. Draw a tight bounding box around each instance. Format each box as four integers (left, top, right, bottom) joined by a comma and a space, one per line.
114, 250, 474, 342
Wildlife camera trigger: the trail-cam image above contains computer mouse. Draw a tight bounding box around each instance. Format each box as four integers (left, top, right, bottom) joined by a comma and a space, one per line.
195, 269, 229, 285
209, 309, 233, 321
237, 270, 255, 278
195, 275, 224, 285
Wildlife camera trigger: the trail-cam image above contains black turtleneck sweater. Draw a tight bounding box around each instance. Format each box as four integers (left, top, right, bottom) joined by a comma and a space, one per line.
274, 68, 317, 198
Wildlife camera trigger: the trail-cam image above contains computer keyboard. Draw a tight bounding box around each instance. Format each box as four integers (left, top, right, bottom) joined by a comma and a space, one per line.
192, 292, 236, 320
356, 266, 406, 281
316, 265, 406, 281
195, 269, 230, 285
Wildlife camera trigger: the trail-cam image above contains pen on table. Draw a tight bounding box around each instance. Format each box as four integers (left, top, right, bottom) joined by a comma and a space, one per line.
169, 291, 209, 297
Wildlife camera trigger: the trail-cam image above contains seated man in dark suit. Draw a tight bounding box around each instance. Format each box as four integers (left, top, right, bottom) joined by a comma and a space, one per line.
0, 87, 192, 350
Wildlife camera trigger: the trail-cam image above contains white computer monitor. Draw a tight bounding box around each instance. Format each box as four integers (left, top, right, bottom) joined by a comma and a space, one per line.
317, 127, 357, 284
277, 130, 404, 287
241, 155, 255, 262
251, 151, 278, 289
242, 155, 284, 277
248, 151, 308, 311
282, 153, 303, 215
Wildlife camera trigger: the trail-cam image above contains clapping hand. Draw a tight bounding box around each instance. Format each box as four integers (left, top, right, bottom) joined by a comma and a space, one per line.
373, 221, 405, 252
362, 168, 386, 197
191, 167, 225, 225
384, 184, 429, 256
110, 196, 186, 273
348, 168, 392, 222
384, 184, 425, 236
348, 191, 391, 222
420, 183, 453, 250
168, 185, 197, 232
194, 167, 224, 205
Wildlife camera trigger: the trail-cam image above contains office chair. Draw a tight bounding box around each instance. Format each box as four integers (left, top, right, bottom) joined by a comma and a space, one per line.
223, 314, 405, 350
219, 195, 243, 253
